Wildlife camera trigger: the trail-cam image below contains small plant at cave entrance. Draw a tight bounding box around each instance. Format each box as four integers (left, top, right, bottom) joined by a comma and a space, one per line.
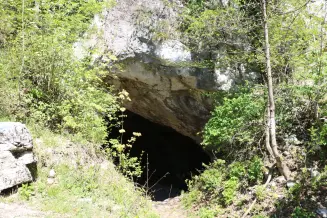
19, 183, 34, 201
106, 132, 143, 178
104, 90, 143, 178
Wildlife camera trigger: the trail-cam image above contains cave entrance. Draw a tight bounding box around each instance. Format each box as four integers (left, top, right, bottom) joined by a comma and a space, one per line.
109, 110, 211, 201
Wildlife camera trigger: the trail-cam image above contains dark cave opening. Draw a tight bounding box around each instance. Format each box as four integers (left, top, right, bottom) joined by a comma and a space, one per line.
108, 110, 211, 201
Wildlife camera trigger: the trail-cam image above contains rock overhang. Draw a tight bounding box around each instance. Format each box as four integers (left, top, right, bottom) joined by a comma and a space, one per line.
76, 0, 253, 141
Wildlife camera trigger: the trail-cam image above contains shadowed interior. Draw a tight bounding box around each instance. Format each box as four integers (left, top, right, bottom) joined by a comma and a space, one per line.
109, 110, 210, 201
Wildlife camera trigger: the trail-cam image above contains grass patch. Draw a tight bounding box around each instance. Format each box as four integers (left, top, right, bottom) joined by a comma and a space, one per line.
1, 124, 158, 218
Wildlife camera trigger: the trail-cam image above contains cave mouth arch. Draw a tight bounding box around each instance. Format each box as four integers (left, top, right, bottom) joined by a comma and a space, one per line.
108, 110, 211, 201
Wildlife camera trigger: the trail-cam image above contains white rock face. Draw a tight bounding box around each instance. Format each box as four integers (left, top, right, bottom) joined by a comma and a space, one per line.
214, 68, 234, 91
155, 40, 191, 63
0, 122, 36, 192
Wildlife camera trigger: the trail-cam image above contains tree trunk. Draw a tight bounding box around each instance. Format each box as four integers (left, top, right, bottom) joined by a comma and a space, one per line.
314, 0, 327, 122
265, 106, 274, 159
262, 0, 291, 180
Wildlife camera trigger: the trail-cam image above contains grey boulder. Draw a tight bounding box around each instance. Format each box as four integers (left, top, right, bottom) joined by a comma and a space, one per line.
0, 122, 36, 192
317, 208, 327, 218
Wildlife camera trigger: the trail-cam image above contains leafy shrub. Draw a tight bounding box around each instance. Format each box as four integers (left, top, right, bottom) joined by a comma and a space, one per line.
182, 189, 203, 208
222, 178, 239, 205
19, 183, 34, 200
229, 161, 246, 178
196, 167, 225, 194
198, 207, 218, 218
248, 156, 264, 183
202, 87, 265, 152
185, 157, 265, 208
291, 207, 315, 218
311, 165, 327, 191
0, 0, 120, 144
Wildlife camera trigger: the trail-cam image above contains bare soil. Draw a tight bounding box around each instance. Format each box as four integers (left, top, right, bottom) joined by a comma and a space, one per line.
0, 202, 49, 218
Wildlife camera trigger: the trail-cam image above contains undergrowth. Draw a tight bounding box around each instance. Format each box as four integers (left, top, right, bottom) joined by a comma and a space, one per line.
0, 122, 158, 218
183, 157, 265, 217
182, 84, 327, 217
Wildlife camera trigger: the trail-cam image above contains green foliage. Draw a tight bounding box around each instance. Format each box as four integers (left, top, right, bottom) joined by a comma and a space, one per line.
0, 3, 153, 216
181, 0, 320, 79
248, 156, 264, 183
103, 93, 144, 178
281, 166, 327, 215
181, 0, 254, 69
183, 0, 327, 217
288, 182, 303, 204
309, 122, 327, 156
105, 133, 143, 178
312, 165, 327, 189
0, 0, 120, 144
221, 177, 239, 205
34, 163, 157, 217
202, 86, 265, 150
255, 185, 267, 202
11, 127, 158, 217
182, 189, 203, 208
19, 183, 34, 201
229, 161, 246, 178
272, 82, 327, 158
0, 4, 150, 216
252, 216, 268, 218
198, 207, 219, 218
185, 156, 265, 210
60, 165, 100, 197
291, 207, 315, 218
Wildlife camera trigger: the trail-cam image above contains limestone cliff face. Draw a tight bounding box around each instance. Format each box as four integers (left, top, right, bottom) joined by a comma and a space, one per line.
89, 0, 247, 140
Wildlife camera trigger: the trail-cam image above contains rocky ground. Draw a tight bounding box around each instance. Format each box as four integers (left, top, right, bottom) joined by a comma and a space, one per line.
153, 196, 192, 218
0, 196, 190, 218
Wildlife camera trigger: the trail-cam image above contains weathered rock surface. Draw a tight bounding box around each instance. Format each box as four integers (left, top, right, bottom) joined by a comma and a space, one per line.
97, 0, 215, 140
78, 0, 251, 140
0, 122, 36, 192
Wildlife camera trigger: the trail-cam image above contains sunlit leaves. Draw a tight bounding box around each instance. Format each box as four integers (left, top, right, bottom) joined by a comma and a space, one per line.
0, 0, 119, 143
202, 87, 265, 148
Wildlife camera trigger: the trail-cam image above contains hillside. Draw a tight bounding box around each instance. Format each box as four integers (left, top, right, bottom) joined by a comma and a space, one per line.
1, 0, 327, 217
